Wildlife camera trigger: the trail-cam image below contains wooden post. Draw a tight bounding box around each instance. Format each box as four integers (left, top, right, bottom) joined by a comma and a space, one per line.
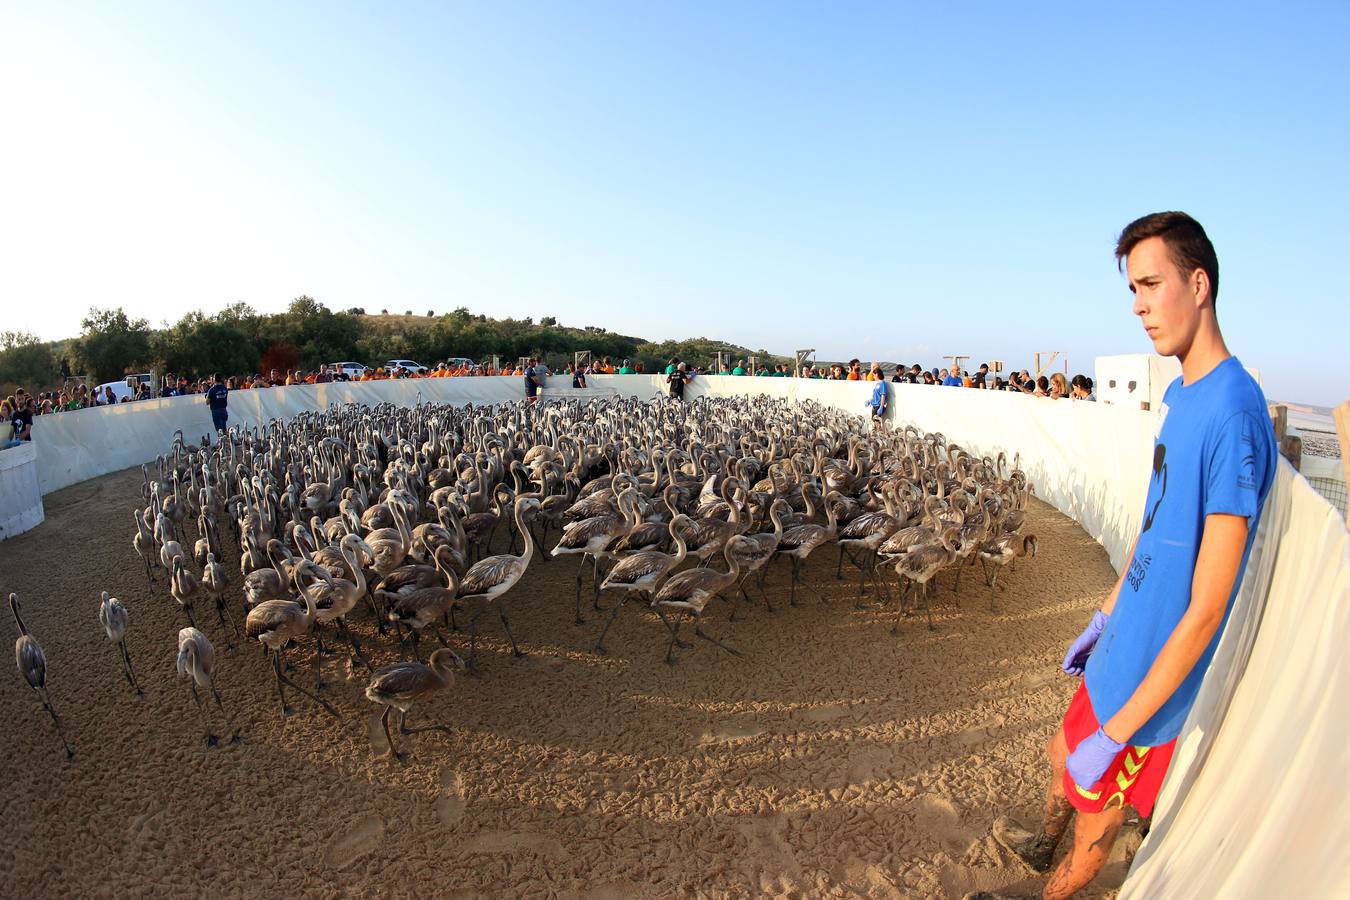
1334, 401, 1350, 528
1269, 403, 1287, 440
1269, 403, 1301, 470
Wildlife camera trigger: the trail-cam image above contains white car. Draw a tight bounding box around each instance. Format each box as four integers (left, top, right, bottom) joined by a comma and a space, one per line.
329, 362, 367, 380
385, 359, 427, 375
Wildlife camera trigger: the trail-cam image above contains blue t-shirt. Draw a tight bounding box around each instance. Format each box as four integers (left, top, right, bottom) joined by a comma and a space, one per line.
868, 381, 887, 412
206, 384, 228, 409
1085, 357, 1275, 746
942, 375, 962, 386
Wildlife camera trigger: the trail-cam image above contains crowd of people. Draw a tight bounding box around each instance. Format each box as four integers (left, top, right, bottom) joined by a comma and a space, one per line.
2, 354, 1095, 447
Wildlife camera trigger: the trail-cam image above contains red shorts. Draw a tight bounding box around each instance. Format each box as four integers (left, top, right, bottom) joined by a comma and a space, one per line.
1060, 683, 1176, 818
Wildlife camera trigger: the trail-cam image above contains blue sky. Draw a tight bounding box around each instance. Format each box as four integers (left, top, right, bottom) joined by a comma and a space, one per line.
2, 2, 1346, 404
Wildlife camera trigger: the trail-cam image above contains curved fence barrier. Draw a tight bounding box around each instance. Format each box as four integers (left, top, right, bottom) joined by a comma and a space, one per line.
17, 372, 1350, 896
0, 442, 44, 540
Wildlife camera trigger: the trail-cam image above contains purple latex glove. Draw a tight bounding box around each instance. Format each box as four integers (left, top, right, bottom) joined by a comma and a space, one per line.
1062, 610, 1109, 676
1066, 726, 1127, 791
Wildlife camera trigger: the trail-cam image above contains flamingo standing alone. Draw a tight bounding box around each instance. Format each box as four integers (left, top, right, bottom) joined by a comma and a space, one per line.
10, 593, 73, 758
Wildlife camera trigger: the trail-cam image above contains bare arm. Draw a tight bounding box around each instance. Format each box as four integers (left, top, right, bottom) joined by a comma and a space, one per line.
1102, 513, 1248, 742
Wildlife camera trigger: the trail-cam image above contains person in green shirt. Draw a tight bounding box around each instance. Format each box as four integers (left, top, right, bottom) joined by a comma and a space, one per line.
732, 359, 747, 376
771, 364, 788, 377
664, 358, 678, 375
617, 359, 635, 375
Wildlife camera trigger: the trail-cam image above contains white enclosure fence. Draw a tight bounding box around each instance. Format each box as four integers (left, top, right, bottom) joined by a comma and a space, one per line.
15, 373, 1350, 898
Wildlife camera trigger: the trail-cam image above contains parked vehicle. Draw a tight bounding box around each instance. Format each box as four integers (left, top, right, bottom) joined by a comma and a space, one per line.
385, 359, 427, 375
95, 373, 153, 402
329, 362, 367, 379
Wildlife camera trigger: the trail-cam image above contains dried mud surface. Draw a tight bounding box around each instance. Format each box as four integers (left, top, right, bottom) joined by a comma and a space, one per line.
1, 466, 1131, 898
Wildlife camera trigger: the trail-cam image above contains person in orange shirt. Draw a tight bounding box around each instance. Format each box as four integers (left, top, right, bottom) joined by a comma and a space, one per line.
866, 362, 884, 381
846, 359, 863, 380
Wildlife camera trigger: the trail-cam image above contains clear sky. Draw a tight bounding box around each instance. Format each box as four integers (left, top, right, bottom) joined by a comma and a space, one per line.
2, 2, 1346, 405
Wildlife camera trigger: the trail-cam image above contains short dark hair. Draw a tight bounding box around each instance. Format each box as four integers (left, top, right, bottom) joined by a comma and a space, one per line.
1115, 211, 1219, 308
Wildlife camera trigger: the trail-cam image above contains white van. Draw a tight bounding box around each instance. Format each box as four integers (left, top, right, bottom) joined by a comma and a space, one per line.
385, 359, 427, 375
95, 373, 153, 403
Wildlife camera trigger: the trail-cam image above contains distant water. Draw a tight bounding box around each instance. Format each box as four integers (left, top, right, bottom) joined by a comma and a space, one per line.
1275, 400, 1336, 434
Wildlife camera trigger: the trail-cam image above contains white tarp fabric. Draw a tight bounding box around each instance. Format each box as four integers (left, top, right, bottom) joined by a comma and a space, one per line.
1120, 465, 1350, 898
0, 442, 44, 540
15, 372, 1349, 897
31, 376, 633, 495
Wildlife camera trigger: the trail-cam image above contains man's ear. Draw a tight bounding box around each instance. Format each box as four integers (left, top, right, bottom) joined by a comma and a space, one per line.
1192, 267, 1211, 309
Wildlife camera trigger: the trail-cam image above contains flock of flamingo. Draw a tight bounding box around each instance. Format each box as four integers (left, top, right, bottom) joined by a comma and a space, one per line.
9, 395, 1036, 762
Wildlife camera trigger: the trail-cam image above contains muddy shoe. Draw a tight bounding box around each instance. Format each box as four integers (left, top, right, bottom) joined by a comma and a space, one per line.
992, 815, 1055, 874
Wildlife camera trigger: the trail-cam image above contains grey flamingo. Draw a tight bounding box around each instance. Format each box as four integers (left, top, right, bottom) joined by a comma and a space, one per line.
364, 647, 466, 763
10, 593, 73, 758
97, 591, 141, 695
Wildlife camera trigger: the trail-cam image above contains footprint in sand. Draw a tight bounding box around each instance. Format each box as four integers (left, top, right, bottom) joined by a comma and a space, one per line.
459, 831, 564, 856
846, 746, 895, 787
834, 856, 903, 898
798, 702, 851, 723
436, 769, 467, 828
955, 714, 1007, 747
326, 815, 385, 868
735, 813, 801, 880
1019, 670, 1057, 692
697, 724, 762, 745
911, 794, 976, 857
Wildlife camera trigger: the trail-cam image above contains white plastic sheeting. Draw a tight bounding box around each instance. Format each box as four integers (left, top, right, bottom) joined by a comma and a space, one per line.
0, 442, 44, 540
30, 376, 638, 495
15, 370, 1349, 897
1120, 465, 1350, 898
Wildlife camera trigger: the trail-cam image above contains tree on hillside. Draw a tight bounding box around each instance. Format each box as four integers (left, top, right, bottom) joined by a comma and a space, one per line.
153, 310, 260, 378
0, 331, 60, 391
73, 308, 153, 383
540, 316, 557, 327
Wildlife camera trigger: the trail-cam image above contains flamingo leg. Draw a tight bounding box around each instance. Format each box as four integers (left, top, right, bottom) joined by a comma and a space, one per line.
595, 596, 627, 654
498, 604, 524, 657
190, 683, 218, 746
39, 687, 74, 759
380, 706, 405, 763
693, 619, 740, 657
400, 707, 453, 736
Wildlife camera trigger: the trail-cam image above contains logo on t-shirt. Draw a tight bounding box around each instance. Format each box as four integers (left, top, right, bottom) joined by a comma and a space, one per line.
1239, 430, 1259, 490
1127, 552, 1153, 592
1141, 443, 1168, 534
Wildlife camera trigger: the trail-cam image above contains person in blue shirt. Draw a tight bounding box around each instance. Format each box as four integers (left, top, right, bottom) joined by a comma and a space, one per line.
865, 379, 887, 429
978, 213, 1276, 900
204, 373, 229, 434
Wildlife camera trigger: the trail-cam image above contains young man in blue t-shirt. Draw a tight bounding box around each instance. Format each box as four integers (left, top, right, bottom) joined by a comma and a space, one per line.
975, 213, 1276, 900
204, 373, 229, 433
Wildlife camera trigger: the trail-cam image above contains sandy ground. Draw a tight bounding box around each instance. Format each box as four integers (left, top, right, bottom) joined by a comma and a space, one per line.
1, 466, 1132, 898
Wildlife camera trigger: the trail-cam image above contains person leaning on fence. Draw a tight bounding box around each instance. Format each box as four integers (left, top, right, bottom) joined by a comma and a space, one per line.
523, 358, 544, 404
968, 212, 1277, 900
204, 374, 229, 434
666, 362, 689, 400
865, 378, 887, 429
